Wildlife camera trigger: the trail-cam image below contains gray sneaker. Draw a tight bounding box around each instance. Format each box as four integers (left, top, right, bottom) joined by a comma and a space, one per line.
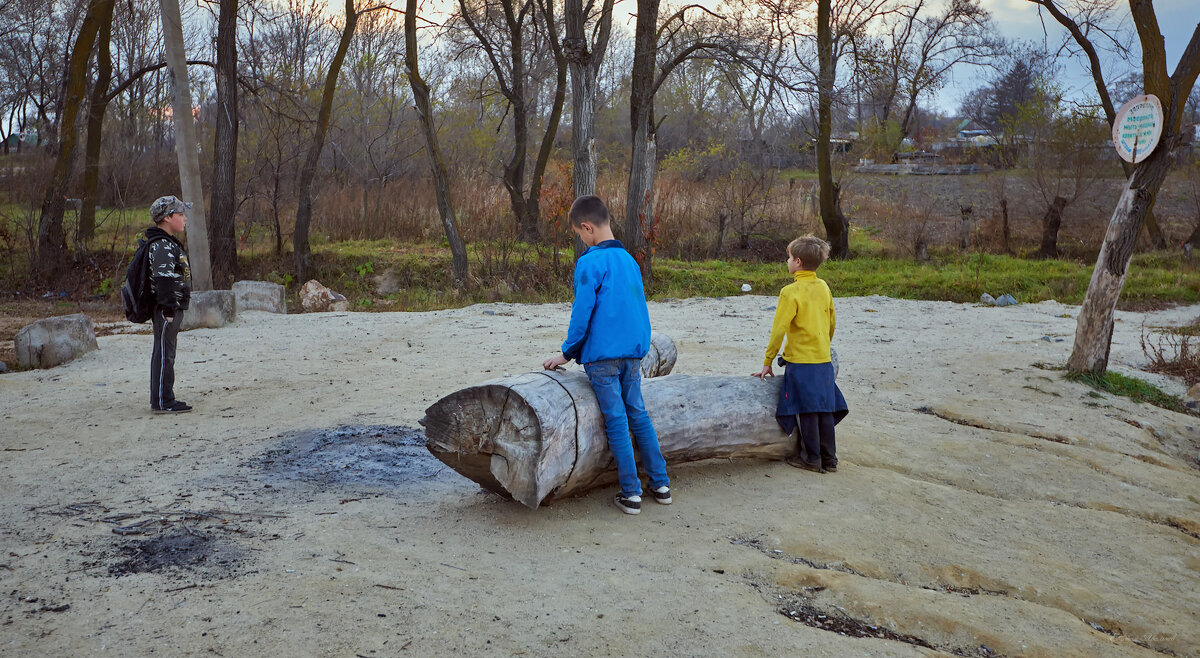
650, 486, 672, 505
614, 493, 642, 515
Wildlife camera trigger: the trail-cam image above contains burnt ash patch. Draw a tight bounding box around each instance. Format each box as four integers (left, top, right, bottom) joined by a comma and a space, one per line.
109, 529, 244, 578
250, 425, 457, 491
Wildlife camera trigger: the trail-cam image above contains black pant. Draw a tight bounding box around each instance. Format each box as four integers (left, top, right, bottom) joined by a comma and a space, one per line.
794, 412, 836, 468
150, 307, 182, 409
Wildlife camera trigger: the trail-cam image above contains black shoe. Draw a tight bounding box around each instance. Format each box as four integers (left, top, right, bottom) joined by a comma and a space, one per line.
650, 486, 672, 505
153, 401, 192, 414
614, 493, 642, 515
824, 463, 838, 473
785, 455, 824, 473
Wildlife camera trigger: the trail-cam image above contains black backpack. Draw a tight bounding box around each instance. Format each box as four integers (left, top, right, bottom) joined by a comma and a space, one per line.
120, 235, 168, 323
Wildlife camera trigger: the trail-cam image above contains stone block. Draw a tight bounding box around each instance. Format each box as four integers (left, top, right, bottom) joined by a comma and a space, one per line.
181, 290, 236, 331
14, 313, 98, 369
233, 280, 287, 314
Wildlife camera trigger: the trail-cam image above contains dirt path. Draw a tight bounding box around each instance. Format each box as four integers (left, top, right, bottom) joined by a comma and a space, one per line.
1, 296, 1197, 657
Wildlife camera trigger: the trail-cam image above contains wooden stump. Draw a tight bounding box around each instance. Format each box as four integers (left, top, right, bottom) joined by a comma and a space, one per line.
422, 372, 790, 508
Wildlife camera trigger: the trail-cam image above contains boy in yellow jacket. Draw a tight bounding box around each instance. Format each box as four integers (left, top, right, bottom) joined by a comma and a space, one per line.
753, 235, 848, 473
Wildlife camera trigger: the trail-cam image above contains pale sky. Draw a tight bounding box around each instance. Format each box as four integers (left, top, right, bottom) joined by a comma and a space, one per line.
334, 0, 1198, 112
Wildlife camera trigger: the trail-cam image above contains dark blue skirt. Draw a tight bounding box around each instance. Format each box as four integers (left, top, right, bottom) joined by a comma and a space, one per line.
776, 360, 848, 434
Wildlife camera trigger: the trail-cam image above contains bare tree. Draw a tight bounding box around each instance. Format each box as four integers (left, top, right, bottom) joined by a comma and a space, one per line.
405, 0, 469, 285
293, 0, 360, 282
451, 0, 567, 243
160, 0, 212, 290
1067, 1, 1200, 375
35, 0, 114, 280
564, 0, 614, 201
1029, 0, 1169, 249
865, 0, 1000, 139
627, 0, 740, 279
207, 0, 239, 288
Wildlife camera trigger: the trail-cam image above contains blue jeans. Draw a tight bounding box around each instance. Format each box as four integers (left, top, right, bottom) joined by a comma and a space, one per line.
584, 358, 670, 498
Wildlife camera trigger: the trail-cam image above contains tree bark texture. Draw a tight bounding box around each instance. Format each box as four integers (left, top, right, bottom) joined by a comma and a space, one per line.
423, 370, 788, 508
1037, 196, 1068, 258
625, 0, 660, 280
1068, 8, 1200, 374
293, 0, 356, 284
80, 0, 116, 244
406, 0, 469, 285
816, 0, 848, 259
564, 0, 613, 202
1067, 144, 1174, 374
208, 0, 239, 288
36, 0, 114, 279
160, 0, 212, 291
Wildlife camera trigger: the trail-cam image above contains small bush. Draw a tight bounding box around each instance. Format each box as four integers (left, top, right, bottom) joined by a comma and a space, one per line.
1142, 321, 1200, 387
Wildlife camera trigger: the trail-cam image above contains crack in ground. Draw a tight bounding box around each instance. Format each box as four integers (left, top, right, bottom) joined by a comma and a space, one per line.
913, 406, 1069, 444
733, 535, 1185, 657
857, 460, 1200, 542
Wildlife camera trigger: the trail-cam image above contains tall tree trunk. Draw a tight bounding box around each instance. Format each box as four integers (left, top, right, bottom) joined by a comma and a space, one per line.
79, 0, 116, 244
626, 0, 660, 280
1067, 146, 1173, 374
1037, 196, 1068, 258
208, 0, 239, 288
564, 0, 613, 201
564, 0, 613, 259
36, 0, 114, 280
406, 0, 468, 285
528, 0, 568, 248
160, 0, 212, 291
816, 0, 849, 259
1000, 198, 1011, 254
294, 0, 357, 283
1067, 6, 1200, 375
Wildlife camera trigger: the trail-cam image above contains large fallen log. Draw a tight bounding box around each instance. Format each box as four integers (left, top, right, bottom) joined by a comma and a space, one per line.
422, 372, 790, 508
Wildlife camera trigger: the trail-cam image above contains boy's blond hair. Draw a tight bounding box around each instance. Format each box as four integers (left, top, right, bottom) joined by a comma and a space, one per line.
788, 235, 831, 269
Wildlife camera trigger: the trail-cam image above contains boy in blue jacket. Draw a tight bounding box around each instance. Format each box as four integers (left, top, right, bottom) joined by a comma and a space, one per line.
542, 195, 671, 515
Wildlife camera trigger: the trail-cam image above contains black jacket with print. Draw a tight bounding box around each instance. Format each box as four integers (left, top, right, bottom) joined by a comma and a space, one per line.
143, 226, 191, 312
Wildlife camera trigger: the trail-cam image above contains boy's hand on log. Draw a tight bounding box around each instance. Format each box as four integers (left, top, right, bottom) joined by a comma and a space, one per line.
752, 365, 774, 379
543, 354, 569, 371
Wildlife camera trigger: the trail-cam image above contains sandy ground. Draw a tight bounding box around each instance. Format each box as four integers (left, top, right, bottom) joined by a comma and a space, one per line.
1, 295, 1198, 657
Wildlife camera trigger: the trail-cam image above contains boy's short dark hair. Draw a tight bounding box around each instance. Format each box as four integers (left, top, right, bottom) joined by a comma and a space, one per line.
568, 195, 610, 228
788, 235, 831, 269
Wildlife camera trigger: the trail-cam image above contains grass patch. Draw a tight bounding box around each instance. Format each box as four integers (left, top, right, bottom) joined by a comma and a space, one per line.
1064, 370, 1196, 416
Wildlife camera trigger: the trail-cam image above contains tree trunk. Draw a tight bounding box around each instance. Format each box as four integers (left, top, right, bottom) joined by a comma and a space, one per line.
208, 0, 239, 288
36, 0, 114, 280
959, 204, 973, 251
424, 373, 788, 508
1185, 218, 1200, 250
1000, 198, 1011, 254
626, 0, 660, 280
816, 0, 849, 260
1037, 196, 1068, 258
564, 0, 613, 259
406, 0, 469, 285
423, 353, 830, 510
1066, 4, 1200, 375
1067, 142, 1174, 374
294, 0, 357, 284
79, 0, 116, 244
640, 331, 677, 378
160, 0, 212, 291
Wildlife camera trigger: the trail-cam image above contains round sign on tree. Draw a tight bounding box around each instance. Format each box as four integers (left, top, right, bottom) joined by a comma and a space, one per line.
1112, 94, 1163, 163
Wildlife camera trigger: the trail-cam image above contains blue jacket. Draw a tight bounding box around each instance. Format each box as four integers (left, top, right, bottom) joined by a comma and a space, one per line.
561, 240, 651, 364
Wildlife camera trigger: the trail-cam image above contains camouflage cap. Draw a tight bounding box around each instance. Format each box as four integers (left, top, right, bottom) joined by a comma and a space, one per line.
150, 195, 193, 222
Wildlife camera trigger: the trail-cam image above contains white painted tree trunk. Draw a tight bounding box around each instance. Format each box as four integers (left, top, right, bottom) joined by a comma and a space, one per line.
158, 0, 211, 291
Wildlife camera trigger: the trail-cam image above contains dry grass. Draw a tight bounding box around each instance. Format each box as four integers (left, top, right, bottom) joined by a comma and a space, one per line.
1142, 320, 1200, 387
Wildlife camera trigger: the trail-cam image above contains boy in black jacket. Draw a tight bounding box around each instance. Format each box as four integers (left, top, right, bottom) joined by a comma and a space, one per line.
144, 196, 193, 413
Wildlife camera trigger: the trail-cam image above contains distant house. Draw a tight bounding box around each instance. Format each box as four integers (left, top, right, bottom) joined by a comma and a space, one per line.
3, 129, 41, 151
